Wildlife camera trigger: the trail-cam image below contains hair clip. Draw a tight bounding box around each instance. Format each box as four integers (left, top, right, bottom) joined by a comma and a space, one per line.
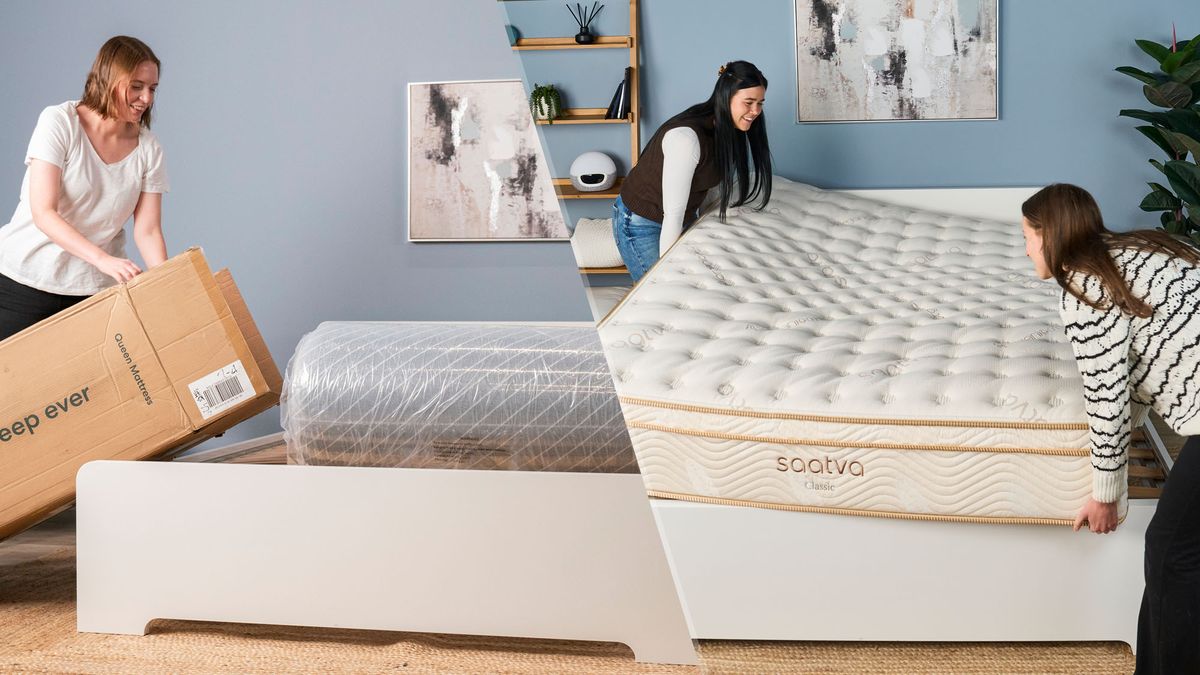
718, 64, 727, 75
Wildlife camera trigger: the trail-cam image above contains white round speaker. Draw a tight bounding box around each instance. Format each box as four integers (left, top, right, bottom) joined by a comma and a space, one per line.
569, 151, 617, 192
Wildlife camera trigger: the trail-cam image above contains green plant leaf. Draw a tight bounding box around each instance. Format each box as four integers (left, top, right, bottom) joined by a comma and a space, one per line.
1165, 109, 1200, 138
1146, 81, 1195, 108
1151, 159, 1168, 174
1121, 108, 1169, 125
1164, 160, 1200, 205
1138, 126, 1181, 157
1162, 47, 1196, 74
1172, 61, 1200, 84
1162, 212, 1176, 228
1149, 181, 1173, 193
1137, 39, 1171, 64
1117, 66, 1161, 85
1140, 189, 1182, 211
1167, 130, 1200, 159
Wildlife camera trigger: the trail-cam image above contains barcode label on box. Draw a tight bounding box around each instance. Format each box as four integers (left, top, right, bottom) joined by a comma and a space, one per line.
188, 360, 255, 420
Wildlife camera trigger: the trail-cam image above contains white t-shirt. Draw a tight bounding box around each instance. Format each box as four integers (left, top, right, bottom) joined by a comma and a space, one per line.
0, 101, 169, 295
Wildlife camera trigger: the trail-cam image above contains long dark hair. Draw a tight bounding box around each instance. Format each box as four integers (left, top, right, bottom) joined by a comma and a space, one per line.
1022, 183, 1200, 318
668, 60, 772, 221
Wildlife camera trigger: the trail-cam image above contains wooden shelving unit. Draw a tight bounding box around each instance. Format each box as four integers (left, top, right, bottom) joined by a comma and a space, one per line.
508, 0, 640, 277
553, 177, 624, 200
511, 0, 639, 187
513, 36, 632, 50
536, 108, 631, 125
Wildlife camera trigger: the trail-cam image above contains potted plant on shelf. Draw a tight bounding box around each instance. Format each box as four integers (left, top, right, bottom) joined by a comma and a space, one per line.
1117, 26, 1200, 243
530, 83, 563, 124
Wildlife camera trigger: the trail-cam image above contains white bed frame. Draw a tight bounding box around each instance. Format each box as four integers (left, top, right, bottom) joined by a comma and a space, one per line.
75, 462, 697, 664
76, 187, 1164, 661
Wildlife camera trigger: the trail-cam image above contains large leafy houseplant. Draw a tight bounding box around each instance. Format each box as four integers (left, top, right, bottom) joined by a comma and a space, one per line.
1117, 29, 1200, 243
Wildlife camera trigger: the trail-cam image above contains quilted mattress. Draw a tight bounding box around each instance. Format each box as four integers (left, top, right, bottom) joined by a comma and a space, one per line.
598, 177, 1124, 525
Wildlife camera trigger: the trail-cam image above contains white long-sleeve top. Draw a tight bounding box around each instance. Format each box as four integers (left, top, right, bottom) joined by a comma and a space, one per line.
657, 126, 701, 254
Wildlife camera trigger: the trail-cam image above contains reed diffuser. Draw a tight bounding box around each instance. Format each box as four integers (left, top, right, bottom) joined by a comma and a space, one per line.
567, 2, 604, 44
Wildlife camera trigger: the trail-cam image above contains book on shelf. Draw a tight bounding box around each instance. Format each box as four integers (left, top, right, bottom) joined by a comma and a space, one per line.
605, 79, 625, 119
605, 67, 632, 120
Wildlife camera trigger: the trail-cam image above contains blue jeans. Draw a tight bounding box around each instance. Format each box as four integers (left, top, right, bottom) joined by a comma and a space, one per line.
612, 196, 662, 281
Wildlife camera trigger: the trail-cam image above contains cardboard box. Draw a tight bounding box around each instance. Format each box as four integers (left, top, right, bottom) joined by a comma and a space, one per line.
0, 248, 282, 540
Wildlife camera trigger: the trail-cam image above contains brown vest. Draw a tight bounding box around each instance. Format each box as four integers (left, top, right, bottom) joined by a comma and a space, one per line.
620, 117, 720, 227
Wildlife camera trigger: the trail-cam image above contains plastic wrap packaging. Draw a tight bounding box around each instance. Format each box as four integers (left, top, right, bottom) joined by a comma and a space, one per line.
281, 322, 638, 472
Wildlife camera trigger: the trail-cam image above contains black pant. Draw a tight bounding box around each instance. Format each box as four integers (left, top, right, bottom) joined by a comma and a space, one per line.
1136, 435, 1200, 674
0, 272, 89, 342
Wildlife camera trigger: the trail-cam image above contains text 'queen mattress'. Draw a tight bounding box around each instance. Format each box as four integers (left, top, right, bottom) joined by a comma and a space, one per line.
598, 177, 1124, 525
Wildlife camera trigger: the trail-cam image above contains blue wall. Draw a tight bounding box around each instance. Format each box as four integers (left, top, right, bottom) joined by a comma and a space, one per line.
506, 0, 1200, 234
0, 1, 592, 446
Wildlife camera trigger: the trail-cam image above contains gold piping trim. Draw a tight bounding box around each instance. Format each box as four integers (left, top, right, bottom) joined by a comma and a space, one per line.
621, 396, 1090, 431
629, 421, 1090, 456
647, 491, 1135, 526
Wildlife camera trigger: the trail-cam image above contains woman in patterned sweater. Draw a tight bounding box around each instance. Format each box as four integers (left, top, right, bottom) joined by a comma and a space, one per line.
1021, 183, 1200, 675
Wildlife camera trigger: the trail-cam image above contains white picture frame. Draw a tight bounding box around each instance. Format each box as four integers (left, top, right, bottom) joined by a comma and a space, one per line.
407, 79, 568, 241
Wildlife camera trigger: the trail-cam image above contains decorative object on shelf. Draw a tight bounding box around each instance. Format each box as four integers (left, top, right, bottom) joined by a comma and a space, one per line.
408, 80, 568, 241
505, 24, 520, 47
1117, 24, 1200, 242
570, 151, 618, 192
794, 0, 997, 122
567, 2, 604, 44
604, 66, 632, 120
529, 83, 563, 124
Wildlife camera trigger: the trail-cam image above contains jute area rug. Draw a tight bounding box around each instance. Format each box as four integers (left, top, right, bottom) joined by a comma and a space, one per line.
0, 545, 1133, 674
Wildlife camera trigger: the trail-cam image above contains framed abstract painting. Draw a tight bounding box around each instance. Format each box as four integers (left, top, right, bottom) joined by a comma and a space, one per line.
794, 0, 998, 123
408, 79, 568, 241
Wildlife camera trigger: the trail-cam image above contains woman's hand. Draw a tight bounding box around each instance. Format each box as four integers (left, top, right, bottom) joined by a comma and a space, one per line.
95, 255, 141, 284
1074, 498, 1119, 534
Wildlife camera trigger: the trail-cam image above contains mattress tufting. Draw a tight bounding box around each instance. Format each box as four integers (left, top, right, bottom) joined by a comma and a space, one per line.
598, 177, 1126, 524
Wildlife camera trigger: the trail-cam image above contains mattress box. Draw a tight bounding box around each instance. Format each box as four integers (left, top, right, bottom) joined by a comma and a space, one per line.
599, 178, 1127, 525
0, 248, 283, 540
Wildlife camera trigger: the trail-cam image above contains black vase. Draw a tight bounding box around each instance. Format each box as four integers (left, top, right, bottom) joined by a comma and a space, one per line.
575, 29, 594, 44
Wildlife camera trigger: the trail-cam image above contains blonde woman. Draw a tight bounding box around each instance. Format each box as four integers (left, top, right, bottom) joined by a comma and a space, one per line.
0, 36, 168, 340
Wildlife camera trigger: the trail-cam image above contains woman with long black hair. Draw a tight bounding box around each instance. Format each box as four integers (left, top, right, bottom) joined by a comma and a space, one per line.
1021, 184, 1200, 674
612, 60, 772, 280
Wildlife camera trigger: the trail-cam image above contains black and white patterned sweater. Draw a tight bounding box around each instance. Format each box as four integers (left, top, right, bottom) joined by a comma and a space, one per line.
1059, 247, 1200, 503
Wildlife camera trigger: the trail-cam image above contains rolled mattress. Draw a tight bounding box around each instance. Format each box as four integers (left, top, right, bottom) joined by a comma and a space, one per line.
598, 177, 1130, 524
281, 322, 638, 473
